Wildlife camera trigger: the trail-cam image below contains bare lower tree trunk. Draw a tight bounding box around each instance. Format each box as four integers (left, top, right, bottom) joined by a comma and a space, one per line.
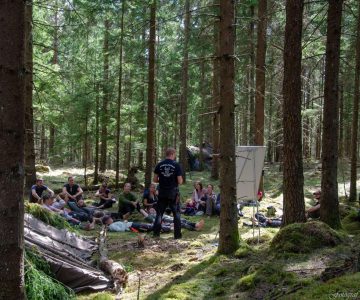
218, 0, 240, 255
0, 1, 26, 297
211, 1, 220, 180
40, 124, 46, 161
282, 0, 306, 226
93, 84, 100, 184
24, 0, 36, 189
254, 0, 267, 146
100, 19, 110, 172
349, 1, 360, 202
179, 0, 191, 182
320, 0, 343, 229
116, 1, 125, 189
145, 1, 156, 187
249, 5, 255, 145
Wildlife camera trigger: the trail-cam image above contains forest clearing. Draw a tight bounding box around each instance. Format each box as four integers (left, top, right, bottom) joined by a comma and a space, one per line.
2, 0, 360, 299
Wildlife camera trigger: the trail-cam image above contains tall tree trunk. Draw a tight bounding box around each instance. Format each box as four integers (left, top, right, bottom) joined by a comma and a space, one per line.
100, 19, 110, 172
282, 0, 306, 226
93, 84, 100, 184
349, 1, 360, 202
24, 0, 36, 189
254, 0, 267, 146
218, 0, 240, 255
49, 125, 55, 158
179, 0, 191, 182
320, 0, 343, 229
211, 1, 220, 180
40, 124, 46, 161
338, 81, 344, 157
249, 5, 255, 145
199, 57, 206, 171
0, 1, 26, 297
145, 1, 156, 187
116, 1, 125, 189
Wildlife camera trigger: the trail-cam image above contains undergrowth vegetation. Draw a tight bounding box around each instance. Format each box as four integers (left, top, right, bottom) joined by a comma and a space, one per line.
25, 202, 74, 231
25, 249, 75, 300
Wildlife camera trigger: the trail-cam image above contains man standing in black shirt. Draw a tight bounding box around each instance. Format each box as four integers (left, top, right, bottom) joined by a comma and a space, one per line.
153, 148, 183, 239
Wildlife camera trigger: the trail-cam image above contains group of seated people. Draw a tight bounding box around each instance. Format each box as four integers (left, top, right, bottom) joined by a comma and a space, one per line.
29, 177, 205, 233
30, 175, 323, 232
183, 181, 220, 217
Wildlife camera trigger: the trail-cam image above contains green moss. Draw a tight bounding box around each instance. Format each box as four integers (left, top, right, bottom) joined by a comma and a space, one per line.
234, 243, 253, 258
342, 210, 360, 234
77, 292, 115, 300
284, 273, 360, 300
236, 272, 259, 291
270, 221, 344, 253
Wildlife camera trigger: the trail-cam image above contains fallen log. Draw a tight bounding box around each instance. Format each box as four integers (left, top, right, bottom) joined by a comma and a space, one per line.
98, 225, 128, 299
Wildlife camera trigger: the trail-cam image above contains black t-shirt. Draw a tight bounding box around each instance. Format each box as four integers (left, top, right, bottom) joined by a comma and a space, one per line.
64, 183, 80, 196
154, 159, 182, 195
30, 184, 48, 201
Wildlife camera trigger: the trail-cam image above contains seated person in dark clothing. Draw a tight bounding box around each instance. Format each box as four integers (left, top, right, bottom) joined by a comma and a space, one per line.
203, 184, 217, 216
102, 215, 171, 233
250, 212, 282, 228
306, 190, 321, 219
142, 183, 158, 212
94, 182, 116, 209
139, 207, 204, 231
215, 194, 221, 216
41, 195, 81, 225
118, 182, 139, 220
62, 176, 83, 202
29, 178, 54, 203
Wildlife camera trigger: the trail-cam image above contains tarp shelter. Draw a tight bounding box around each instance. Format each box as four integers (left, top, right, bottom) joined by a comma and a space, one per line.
236, 146, 266, 201
24, 213, 112, 293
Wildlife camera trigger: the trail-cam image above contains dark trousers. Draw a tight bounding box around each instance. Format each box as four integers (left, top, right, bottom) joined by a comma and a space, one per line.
153, 197, 182, 239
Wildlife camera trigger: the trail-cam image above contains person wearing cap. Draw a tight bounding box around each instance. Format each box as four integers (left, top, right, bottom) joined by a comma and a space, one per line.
29, 178, 54, 203
306, 190, 321, 219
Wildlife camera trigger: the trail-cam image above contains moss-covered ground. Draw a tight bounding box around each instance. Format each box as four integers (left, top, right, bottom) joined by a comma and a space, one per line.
35, 162, 360, 299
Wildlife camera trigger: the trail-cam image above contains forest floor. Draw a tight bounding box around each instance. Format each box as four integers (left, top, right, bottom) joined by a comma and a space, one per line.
38, 160, 360, 300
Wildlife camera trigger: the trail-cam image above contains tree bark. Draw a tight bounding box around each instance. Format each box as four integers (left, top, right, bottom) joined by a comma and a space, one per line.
254, 0, 267, 146
218, 0, 240, 255
40, 124, 46, 161
93, 84, 100, 184
249, 5, 255, 145
349, 0, 360, 202
0, 1, 26, 297
282, 0, 306, 226
211, 1, 220, 180
24, 0, 36, 190
116, 1, 125, 189
145, 1, 156, 187
100, 19, 110, 172
179, 0, 191, 182
320, 0, 343, 229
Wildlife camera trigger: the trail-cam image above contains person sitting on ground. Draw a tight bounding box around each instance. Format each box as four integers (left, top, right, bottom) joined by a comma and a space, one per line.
30, 178, 54, 203
40, 195, 81, 225
94, 182, 116, 209
139, 207, 205, 231
215, 194, 221, 216
183, 198, 197, 216
62, 176, 83, 202
250, 212, 282, 228
203, 184, 217, 216
118, 182, 140, 220
102, 215, 171, 233
306, 189, 321, 219
192, 181, 206, 211
142, 183, 158, 212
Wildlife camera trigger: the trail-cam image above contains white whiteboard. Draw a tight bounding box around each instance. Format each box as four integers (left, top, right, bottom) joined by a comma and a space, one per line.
236, 146, 266, 201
